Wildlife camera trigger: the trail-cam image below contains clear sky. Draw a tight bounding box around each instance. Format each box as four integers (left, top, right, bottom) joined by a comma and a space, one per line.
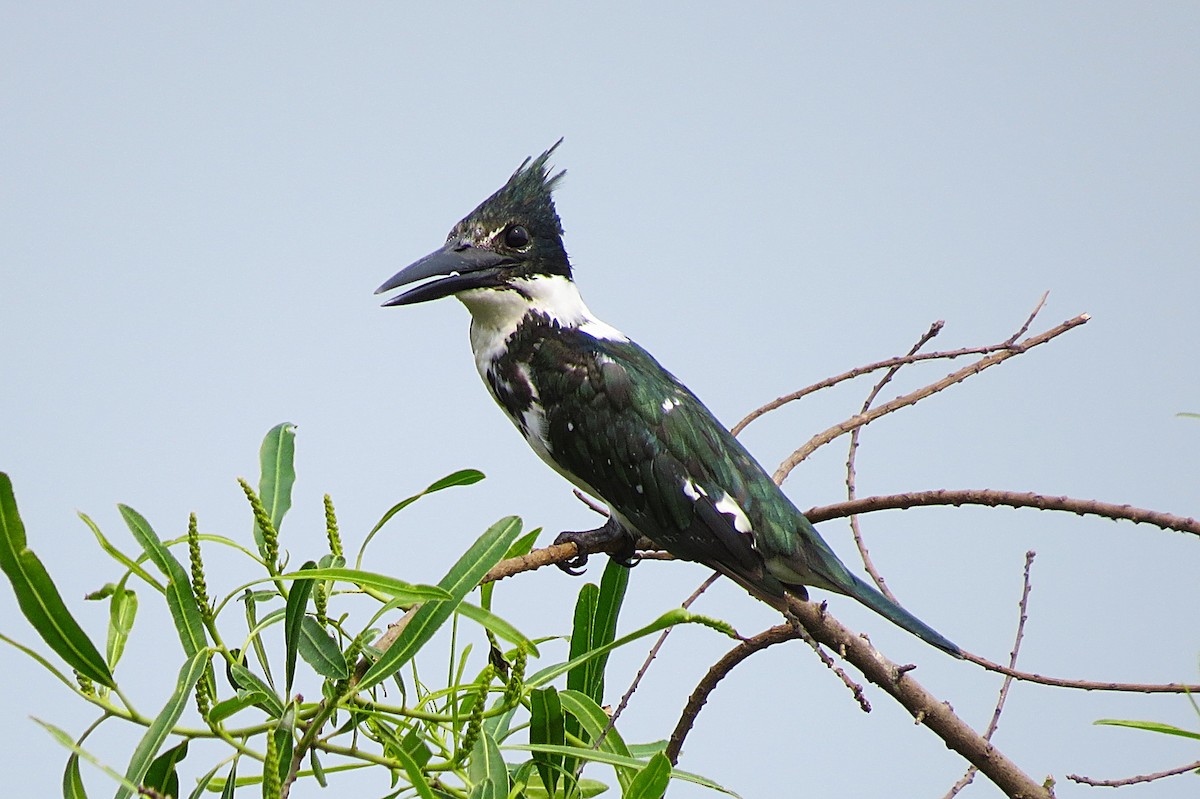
2, 4, 1198, 797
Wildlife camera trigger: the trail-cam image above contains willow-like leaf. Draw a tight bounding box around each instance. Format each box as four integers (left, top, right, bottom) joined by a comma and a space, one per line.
0, 473, 114, 688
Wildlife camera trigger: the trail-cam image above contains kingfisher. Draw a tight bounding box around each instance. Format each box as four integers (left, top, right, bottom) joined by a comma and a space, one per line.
376, 142, 961, 658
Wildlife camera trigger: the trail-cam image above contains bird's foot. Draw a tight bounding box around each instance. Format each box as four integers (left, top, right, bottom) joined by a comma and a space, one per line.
552, 517, 639, 575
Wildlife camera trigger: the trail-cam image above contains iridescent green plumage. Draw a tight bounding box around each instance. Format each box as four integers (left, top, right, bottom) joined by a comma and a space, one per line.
377, 143, 962, 658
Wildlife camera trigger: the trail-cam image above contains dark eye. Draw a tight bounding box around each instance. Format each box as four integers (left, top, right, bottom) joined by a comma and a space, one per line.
504, 225, 531, 249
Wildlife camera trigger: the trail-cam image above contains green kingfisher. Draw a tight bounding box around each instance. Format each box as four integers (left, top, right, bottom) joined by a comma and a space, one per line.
376, 142, 961, 658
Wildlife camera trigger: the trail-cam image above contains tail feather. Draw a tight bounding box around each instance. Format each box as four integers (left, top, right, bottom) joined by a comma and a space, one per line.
842, 572, 963, 658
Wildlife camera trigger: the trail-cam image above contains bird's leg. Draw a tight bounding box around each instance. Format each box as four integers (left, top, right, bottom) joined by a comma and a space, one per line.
552, 516, 639, 574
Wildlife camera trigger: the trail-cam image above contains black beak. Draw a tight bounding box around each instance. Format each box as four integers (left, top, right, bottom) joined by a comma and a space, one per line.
375, 242, 517, 306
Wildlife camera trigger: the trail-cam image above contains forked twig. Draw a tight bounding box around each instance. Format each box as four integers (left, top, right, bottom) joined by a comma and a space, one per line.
773, 314, 1090, 484
944, 551, 1036, 798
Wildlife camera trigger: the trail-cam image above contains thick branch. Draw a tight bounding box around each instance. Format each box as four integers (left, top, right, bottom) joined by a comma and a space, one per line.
781, 596, 1053, 799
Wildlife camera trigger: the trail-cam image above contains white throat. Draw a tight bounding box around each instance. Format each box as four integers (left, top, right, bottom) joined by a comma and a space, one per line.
459, 274, 628, 375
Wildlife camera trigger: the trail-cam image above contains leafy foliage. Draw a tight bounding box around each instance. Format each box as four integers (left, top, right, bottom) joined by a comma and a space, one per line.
0, 425, 737, 798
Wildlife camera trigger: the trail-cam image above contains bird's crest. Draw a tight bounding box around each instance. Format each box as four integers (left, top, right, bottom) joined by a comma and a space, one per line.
457, 139, 567, 241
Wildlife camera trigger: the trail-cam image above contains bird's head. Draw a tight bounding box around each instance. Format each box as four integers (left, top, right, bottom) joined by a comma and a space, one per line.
376, 140, 570, 306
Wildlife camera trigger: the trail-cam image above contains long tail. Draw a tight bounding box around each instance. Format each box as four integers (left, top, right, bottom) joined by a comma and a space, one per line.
842, 572, 962, 658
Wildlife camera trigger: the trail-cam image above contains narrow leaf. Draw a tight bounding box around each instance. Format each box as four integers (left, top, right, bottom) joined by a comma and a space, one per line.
63, 753, 88, 799
284, 561, 316, 693
281, 567, 450, 602
357, 469, 487, 566
106, 586, 138, 669
392, 744, 438, 799
1096, 719, 1200, 740
458, 601, 539, 656
119, 505, 208, 664
114, 649, 209, 799
509, 745, 739, 796
142, 741, 188, 799
529, 608, 695, 689
558, 690, 636, 791
467, 729, 507, 798
358, 517, 522, 691
219, 762, 238, 799
258, 422, 297, 535
241, 589, 275, 688
0, 473, 115, 688
625, 753, 671, 799
229, 662, 285, 719
36, 719, 139, 795
530, 687, 565, 797
297, 616, 349, 679
77, 512, 163, 592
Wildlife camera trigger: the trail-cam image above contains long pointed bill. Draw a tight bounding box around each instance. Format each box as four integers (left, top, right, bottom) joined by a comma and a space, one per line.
375, 243, 516, 306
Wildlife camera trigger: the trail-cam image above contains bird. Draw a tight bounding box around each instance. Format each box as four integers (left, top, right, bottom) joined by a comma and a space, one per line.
376, 142, 961, 658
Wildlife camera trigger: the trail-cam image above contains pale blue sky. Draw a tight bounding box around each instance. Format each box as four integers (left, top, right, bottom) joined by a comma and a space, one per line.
2, 4, 1198, 797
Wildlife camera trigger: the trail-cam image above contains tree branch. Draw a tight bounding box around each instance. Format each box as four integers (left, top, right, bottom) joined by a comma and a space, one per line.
773, 313, 1090, 484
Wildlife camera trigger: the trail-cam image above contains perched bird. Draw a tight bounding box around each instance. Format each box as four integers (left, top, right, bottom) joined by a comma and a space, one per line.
377, 142, 961, 658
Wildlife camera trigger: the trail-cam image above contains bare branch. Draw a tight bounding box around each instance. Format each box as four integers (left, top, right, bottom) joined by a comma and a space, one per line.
666, 624, 799, 765
847, 319, 944, 600
805, 489, 1200, 539
773, 314, 1090, 484
944, 552, 1037, 798
1068, 759, 1200, 787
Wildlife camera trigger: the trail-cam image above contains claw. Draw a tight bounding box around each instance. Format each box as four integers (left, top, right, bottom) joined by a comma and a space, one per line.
552, 518, 636, 575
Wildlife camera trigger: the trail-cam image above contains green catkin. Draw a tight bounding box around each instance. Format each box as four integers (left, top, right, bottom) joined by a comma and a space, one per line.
457, 665, 493, 764
504, 648, 526, 707
238, 478, 279, 571
187, 512, 212, 621
263, 725, 281, 798
74, 671, 95, 697
323, 494, 343, 558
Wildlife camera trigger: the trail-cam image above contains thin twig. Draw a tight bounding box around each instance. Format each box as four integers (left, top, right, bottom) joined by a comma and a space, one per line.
1068, 759, 1200, 787
598, 573, 721, 746
846, 320, 944, 600
773, 313, 1090, 484
732, 293, 1052, 437
944, 551, 1036, 798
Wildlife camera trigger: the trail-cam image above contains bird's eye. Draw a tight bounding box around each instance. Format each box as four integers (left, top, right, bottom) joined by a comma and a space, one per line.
504, 225, 531, 249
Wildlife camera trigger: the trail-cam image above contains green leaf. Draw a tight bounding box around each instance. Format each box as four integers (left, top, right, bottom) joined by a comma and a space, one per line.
1096, 719, 1200, 740
142, 741, 188, 799
106, 586, 137, 669
208, 693, 261, 724
219, 762, 238, 799
36, 719, 139, 795
241, 589, 275, 689
625, 753, 671, 799
257, 422, 297, 545
271, 701, 298, 793
284, 561, 316, 693
77, 512, 164, 592
115, 649, 209, 799
0, 473, 115, 688
529, 609, 698, 689
468, 729, 507, 799
558, 690, 635, 792
458, 601, 539, 657
583, 560, 628, 702
358, 516, 523, 691
119, 506, 208, 665
229, 661, 285, 719
509, 745, 738, 797
297, 616, 349, 679
392, 743, 438, 799
63, 753, 88, 799
281, 567, 451, 603
530, 687, 566, 798
356, 469, 487, 567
